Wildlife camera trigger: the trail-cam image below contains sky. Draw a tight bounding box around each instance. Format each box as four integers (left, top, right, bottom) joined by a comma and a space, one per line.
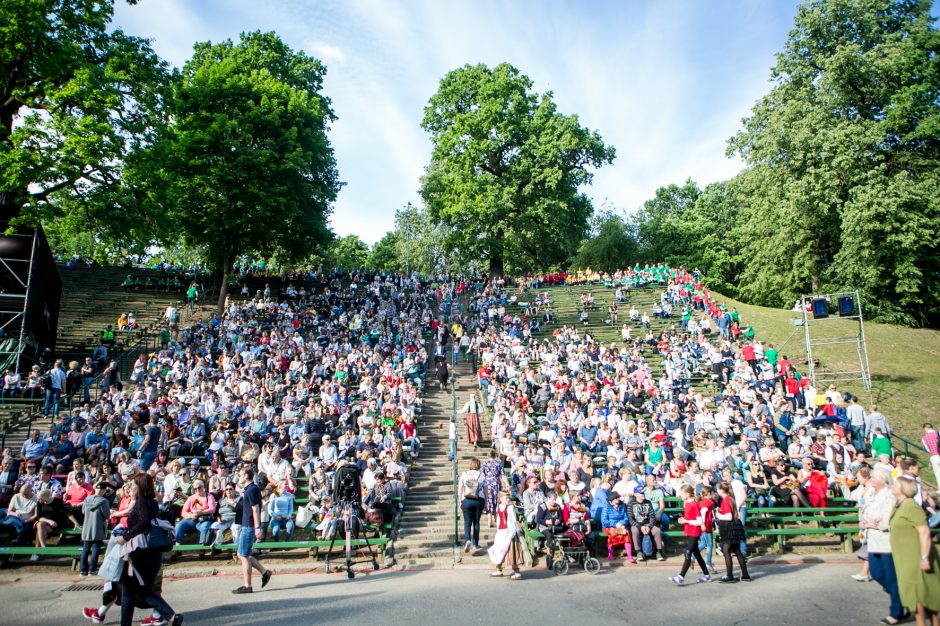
112, 0, 805, 245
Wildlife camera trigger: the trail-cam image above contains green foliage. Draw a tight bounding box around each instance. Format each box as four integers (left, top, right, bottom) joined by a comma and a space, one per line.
0, 0, 169, 248
146, 31, 341, 306
366, 231, 401, 272
331, 234, 370, 270
727, 0, 940, 325
570, 211, 638, 273
420, 63, 614, 277
634, 179, 701, 265
635, 0, 940, 327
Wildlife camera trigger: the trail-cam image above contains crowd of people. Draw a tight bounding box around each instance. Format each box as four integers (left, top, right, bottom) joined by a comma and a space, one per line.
455, 264, 940, 621
0, 268, 464, 623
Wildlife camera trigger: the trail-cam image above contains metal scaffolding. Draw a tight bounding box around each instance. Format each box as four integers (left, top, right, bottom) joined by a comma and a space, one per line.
0, 230, 38, 372
800, 289, 872, 402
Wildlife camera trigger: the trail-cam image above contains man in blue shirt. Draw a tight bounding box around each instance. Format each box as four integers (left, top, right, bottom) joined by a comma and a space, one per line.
83, 423, 108, 459
43, 359, 67, 417
19, 430, 49, 464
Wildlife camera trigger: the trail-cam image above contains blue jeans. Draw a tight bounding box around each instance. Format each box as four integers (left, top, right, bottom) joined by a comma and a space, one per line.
461, 497, 483, 547
269, 518, 294, 541
698, 532, 714, 569
80, 540, 102, 574
738, 506, 748, 555
869, 552, 903, 619
43, 388, 61, 416
139, 451, 157, 473
175, 518, 212, 545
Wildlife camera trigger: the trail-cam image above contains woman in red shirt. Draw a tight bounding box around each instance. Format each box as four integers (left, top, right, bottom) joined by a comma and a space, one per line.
669, 485, 710, 586
716, 481, 751, 583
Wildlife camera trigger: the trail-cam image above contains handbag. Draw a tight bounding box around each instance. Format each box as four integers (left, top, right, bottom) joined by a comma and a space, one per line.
145, 521, 173, 552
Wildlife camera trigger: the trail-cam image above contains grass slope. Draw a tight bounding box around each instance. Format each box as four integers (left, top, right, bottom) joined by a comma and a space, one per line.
709, 291, 940, 449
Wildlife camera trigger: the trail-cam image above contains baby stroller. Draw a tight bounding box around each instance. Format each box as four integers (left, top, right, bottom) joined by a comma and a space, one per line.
548, 525, 601, 576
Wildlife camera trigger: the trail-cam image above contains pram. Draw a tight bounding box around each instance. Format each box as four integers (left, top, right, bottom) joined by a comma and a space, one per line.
547, 526, 601, 576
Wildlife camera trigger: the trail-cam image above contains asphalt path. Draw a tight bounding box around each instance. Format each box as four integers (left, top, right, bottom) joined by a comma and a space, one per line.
0, 559, 888, 626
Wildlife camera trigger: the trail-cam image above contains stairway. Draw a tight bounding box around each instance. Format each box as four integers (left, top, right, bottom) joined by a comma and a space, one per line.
392, 352, 497, 568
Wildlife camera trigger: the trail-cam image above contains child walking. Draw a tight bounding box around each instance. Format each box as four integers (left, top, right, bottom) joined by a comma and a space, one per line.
669, 485, 711, 586
698, 485, 717, 575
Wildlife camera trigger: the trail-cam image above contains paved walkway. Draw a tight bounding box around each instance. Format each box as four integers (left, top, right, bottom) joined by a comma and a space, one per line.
0, 560, 885, 625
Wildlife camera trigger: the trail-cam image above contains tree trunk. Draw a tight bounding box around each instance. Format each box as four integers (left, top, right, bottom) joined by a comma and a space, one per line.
488, 253, 504, 279
215, 253, 233, 317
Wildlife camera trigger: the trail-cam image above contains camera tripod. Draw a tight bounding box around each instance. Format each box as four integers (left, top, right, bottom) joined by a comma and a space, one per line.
323, 499, 380, 579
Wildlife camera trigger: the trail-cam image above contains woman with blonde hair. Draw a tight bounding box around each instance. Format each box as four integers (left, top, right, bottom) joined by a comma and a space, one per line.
891, 476, 940, 626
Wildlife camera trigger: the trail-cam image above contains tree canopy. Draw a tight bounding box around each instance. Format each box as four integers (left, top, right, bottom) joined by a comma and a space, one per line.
420, 63, 614, 277
627, 0, 940, 326
0, 0, 168, 243
148, 31, 341, 310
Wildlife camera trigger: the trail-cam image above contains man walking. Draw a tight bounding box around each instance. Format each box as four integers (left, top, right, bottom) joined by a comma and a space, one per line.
232, 467, 273, 594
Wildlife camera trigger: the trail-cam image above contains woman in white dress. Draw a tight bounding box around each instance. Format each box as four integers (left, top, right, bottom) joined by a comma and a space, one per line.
488, 491, 523, 580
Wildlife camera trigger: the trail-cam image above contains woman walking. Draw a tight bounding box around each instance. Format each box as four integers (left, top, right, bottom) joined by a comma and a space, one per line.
116, 473, 183, 626
715, 482, 750, 583
891, 476, 940, 626
459, 394, 483, 450
862, 470, 906, 625
488, 491, 523, 580
481, 450, 503, 527
458, 457, 484, 552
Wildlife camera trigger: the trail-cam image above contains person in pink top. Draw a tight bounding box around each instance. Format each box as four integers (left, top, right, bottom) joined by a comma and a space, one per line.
173, 479, 217, 546
63, 474, 93, 528
922, 424, 940, 487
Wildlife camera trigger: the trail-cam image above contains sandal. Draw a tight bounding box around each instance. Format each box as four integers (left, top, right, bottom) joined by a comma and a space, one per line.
490, 570, 503, 577
880, 617, 900, 625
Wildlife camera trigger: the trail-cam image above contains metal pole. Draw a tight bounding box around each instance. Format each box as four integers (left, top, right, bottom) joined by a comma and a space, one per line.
16, 232, 38, 372
451, 375, 458, 548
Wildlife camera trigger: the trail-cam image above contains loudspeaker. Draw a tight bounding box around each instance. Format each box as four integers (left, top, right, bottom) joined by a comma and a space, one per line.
812, 298, 829, 319
838, 296, 855, 316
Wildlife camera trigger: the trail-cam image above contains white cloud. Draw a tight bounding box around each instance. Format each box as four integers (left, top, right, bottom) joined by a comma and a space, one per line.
306, 41, 346, 63
110, 0, 799, 247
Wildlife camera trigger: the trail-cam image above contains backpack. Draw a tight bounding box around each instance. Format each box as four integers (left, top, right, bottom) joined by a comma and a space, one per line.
641, 533, 654, 557
463, 472, 482, 499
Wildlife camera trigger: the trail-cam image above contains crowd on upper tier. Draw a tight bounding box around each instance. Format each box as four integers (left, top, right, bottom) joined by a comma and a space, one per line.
0, 269, 465, 571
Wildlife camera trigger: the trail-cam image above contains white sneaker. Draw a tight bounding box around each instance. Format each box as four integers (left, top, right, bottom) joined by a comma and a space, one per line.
29, 554, 39, 562
851, 574, 871, 582
697, 574, 712, 583
464, 541, 471, 553
668, 575, 684, 586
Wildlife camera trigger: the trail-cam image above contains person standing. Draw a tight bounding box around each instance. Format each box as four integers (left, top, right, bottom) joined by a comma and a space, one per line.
863, 470, 906, 625
480, 450, 502, 527
890, 476, 940, 626
43, 359, 66, 418
138, 414, 162, 473
458, 457, 484, 552
668, 484, 710, 586
80, 482, 111, 576
922, 424, 940, 489
232, 466, 272, 594
116, 473, 182, 626
459, 395, 483, 450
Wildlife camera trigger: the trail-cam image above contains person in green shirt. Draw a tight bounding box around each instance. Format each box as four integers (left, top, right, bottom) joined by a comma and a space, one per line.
871, 428, 893, 458
765, 344, 779, 367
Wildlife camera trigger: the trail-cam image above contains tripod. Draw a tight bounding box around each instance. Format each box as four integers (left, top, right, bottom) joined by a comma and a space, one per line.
323, 499, 380, 579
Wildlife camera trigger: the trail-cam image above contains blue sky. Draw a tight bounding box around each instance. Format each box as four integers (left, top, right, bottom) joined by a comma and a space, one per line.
113, 0, 805, 245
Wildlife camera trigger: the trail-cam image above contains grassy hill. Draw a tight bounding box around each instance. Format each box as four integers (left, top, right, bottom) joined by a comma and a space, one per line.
710, 291, 940, 449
